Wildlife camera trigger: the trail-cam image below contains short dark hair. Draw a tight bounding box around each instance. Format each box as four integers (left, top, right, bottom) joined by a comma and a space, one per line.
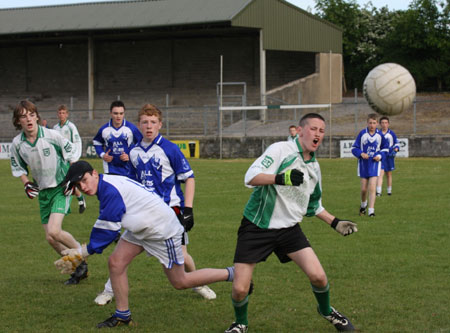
379, 116, 390, 123
289, 125, 296, 129
110, 100, 125, 112
299, 113, 325, 127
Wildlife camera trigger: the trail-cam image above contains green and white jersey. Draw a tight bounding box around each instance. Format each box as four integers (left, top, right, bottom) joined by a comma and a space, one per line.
53, 120, 82, 160
243, 140, 324, 229
10, 126, 78, 190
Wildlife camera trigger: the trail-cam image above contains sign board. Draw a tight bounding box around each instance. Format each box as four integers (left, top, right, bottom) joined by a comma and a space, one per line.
340, 138, 409, 158
172, 140, 200, 158
0, 142, 11, 159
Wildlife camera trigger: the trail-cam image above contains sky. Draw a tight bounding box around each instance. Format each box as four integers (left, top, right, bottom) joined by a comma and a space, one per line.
0, 0, 411, 12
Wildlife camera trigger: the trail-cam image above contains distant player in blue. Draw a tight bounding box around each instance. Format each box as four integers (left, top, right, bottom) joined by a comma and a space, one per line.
93, 103, 216, 306
93, 100, 142, 177
57, 161, 235, 328
376, 116, 400, 196
351, 113, 389, 217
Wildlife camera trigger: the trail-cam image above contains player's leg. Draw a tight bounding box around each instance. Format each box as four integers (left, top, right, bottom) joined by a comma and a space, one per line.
98, 239, 141, 328
386, 171, 393, 195
73, 187, 86, 214
359, 178, 368, 215
108, 238, 143, 311
224, 263, 255, 333
376, 169, 385, 196
289, 248, 355, 331
42, 223, 68, 254
164, 263, 232, 289
47, 212, 80, 250
182, 234, 217, 299
94, 278, 114, 305
367, 176, 377, 216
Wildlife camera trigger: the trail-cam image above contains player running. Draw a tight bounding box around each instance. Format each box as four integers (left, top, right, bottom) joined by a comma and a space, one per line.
10, 100, 88, 285
352, 113, 389, 217
376, 116, 400, 196
53, 104, 86, 213
56, 161, 235, 328
93, 103, 216, 305
225, 113, 357, 333
93, 100, 142, 177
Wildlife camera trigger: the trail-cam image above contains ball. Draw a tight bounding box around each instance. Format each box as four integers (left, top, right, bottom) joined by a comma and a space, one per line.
363, 63, 416, 115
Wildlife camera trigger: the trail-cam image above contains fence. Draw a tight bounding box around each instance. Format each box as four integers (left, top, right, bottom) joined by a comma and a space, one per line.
1, 95, 449, 142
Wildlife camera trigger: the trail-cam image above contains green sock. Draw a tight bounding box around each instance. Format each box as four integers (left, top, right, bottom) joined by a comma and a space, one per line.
77, 195, 84, 201
232, 296, 249, 325
312, 283, 331, 316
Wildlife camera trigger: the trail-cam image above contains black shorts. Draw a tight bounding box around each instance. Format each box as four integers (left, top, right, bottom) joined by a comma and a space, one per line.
233, 217, 311, 264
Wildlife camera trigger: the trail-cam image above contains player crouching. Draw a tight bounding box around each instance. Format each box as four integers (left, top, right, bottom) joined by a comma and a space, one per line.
55, 161, 235, 328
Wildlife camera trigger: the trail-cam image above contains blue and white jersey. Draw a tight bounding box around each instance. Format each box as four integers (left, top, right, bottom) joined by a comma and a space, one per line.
129, 134, 194, 208
351, 128, 389, 178
93, 119, 142, 176
382, 129, 400, 155
86, 174, 183, 255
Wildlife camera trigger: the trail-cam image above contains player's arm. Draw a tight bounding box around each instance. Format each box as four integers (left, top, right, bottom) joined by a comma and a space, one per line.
316, 210, 358, 236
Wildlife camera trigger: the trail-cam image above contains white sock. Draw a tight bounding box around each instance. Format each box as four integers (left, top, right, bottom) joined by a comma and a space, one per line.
104, 278, 114, 294
361, 201, 368, 208
368, 208, 375, 215
387, 186, 392, 194
376, 186, 381, 194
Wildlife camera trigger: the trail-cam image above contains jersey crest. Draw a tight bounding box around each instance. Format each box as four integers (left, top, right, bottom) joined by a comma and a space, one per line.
261, 155, 274, 168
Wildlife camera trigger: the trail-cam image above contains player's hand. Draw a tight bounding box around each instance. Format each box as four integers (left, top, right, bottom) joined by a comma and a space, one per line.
275, 169, 303, 186
120, 152, 129, 162
103, 149, 113, 162
54, 245, 89, 274
361, 153, 369, 160
24, 181, 39, 199
331, 218, 358, 236
373, 155, 381, 162
62, 180, 75, 196
181, 207, 194, 232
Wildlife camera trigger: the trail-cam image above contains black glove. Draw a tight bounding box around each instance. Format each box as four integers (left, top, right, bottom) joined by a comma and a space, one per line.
275, 169, 304, 186
24, 181, 39, 199
181, 207, 194, 232
62, 181, 75, 196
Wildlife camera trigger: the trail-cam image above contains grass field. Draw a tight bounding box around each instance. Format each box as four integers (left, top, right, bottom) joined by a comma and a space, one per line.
1, 157, 449, 332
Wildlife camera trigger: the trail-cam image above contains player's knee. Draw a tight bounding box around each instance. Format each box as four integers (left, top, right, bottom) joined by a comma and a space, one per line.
170, 278, 189, 290
309, 272, 327, 287
46, 229, 61, 241
232, 282, 251, 299
45, 233, 56, 245
108, 255, 125, 273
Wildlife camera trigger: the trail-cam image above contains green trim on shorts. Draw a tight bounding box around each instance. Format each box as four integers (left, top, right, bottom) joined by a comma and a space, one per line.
38, 186, 72, 224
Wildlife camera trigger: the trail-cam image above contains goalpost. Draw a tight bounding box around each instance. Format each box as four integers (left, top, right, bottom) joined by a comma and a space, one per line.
218, 51, 335, 159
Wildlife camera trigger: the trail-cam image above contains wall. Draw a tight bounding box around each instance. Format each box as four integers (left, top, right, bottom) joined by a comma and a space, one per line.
80, 135, 450, 159
266, 52, 342, 105
0, 35, 316, 109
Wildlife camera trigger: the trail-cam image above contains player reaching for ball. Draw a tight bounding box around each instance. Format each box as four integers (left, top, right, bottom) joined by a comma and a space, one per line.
10, 100, 88, 285
376, 116, 400, 196
225, 113, 357, 333
351, 114, 389, 217
56, 161, 235, 328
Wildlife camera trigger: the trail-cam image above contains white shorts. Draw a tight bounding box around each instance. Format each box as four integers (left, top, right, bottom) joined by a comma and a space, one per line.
121, 230, 184, 269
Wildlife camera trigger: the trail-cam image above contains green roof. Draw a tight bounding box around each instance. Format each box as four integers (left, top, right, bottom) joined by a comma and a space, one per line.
0, 0, 342, 53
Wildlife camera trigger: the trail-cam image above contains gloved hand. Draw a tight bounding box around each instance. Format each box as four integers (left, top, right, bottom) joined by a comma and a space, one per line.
62, 180, 75, 196
24, 181, 39, 199
181, 207, 194, 232
54, 245, 89, 274
331, 218, 358, 236
275, 169, 304, 186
